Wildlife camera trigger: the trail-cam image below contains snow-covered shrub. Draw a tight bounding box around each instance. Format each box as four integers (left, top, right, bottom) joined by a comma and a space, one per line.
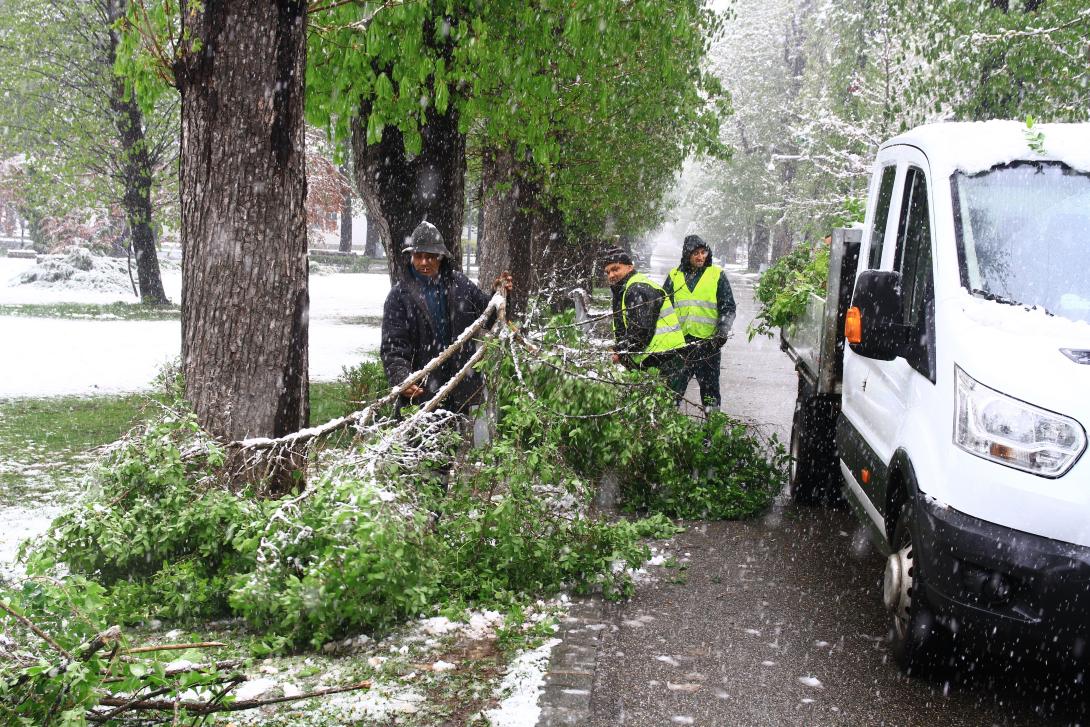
230, 461, 441, 649
23, 411, 263, 623
435, 438, 653, 605
11, 245, 135, 294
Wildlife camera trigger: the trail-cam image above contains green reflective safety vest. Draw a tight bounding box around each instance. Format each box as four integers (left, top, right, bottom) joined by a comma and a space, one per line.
619, 273, 686, 364
668, 265, 722, 339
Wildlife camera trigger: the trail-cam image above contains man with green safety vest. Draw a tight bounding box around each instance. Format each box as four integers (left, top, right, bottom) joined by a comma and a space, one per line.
663, 234, 736, 413
600, 245, 687, 396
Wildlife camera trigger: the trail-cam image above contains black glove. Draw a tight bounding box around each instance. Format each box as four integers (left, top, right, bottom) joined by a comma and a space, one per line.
712, 334, 728, 349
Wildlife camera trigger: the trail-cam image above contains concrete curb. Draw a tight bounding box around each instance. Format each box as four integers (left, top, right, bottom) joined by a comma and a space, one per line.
535, 596, 616, 726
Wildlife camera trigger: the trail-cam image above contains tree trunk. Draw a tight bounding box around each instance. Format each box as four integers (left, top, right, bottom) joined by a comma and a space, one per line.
534, 207, 589, 313
175, 0, 309, 457
720, 236, 738, 264
106, 0, 167, 305
364, 216, 381, 257
351, 100, 465, 285
338, 164, 353, 252
770, 217, 792, 264
748, 217, 770, 272
475, 178, 485, 262
479, 145, 534, 315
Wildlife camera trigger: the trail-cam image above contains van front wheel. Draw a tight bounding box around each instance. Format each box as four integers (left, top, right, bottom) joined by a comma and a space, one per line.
885, 498, 950, 674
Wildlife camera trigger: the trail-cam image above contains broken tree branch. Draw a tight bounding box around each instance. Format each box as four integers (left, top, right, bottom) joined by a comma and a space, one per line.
90, 679, 373, 716
0, 599, 73, 660
227, 290, 506, 454
123, 641, 226, 655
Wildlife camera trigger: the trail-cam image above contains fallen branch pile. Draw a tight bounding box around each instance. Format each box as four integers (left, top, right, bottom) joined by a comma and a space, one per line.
0, 598, 370, 724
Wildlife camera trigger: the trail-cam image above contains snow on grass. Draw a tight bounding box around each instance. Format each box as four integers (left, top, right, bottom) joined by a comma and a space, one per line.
484, 638, 561, 727
0, 257, 390, 398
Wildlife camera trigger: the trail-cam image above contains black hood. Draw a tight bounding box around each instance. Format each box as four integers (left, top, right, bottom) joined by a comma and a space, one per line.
680, 234, 713, 271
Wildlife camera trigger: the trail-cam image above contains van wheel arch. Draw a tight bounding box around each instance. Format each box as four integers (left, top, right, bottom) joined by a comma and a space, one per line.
882, 451, 951, 674
884, 450, 916, 543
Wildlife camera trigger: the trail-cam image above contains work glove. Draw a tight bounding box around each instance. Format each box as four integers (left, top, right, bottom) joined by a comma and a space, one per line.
711, 334, 728, 350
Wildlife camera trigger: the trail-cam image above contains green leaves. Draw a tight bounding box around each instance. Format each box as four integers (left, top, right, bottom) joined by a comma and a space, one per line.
1024, 115, 1047, 154
748, 243, 830, 340
896, 0, 1090, 122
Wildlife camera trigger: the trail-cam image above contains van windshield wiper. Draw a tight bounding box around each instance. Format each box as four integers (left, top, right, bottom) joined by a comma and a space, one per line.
971, 288, 1021, 306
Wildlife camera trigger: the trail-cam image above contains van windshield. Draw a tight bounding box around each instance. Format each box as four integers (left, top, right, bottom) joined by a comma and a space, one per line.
953, 162, 1090, 324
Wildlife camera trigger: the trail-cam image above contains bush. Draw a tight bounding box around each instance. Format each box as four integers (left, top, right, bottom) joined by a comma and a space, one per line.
488, 332, 786, 521
436, 440, 651, 604
230, 468, 441, 648
24, 412, 264, 623
340, 355, 393, 416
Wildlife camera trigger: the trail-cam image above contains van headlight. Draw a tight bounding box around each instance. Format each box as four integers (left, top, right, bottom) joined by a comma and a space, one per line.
954, 366, 1086, 477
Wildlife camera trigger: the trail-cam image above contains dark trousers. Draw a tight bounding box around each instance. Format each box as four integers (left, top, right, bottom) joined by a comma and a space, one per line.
641, 352, 688, 398
684, 341, 722, 408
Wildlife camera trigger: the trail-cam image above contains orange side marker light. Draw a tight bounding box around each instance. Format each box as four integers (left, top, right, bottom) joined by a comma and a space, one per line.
861, 468, 871, 485
845, 306, 862, 344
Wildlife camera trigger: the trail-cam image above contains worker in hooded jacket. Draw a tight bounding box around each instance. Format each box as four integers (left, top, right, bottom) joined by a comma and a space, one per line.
663, 234, 736, 414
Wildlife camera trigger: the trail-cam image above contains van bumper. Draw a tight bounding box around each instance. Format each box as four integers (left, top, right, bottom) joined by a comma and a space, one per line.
913, 493, 1090, 656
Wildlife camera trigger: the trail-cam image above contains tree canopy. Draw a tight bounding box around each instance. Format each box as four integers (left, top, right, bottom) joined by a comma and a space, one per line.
306, 0, 729, 245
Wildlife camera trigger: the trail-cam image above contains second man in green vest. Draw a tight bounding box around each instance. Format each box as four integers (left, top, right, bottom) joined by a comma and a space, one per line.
663, 234, 736, 413
600, 246, 688, 396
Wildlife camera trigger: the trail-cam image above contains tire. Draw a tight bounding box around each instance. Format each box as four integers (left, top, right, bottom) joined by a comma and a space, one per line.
884, 496, 951, 675
789, 384, 840, 505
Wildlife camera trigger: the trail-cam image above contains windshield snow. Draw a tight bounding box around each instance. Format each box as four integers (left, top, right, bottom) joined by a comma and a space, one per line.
954, 162, 1090, 323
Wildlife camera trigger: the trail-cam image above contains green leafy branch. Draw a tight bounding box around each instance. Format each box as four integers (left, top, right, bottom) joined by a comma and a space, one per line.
748, 243, 830, 340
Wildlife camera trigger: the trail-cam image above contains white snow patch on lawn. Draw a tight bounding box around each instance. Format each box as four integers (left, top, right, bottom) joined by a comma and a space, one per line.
0, 258, 390, 398
485, 638, 560, 727
0, 503, 62, 569
234, 677, 278, 701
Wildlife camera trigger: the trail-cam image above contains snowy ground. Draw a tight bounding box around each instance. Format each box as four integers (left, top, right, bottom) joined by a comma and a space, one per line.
0, 256, 388, 398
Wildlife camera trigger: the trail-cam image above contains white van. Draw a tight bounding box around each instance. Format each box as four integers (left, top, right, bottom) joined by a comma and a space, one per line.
784, 121, 1090, 670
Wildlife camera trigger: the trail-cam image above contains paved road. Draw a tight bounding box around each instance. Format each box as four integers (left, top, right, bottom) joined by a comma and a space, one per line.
538, 269, 1088, 726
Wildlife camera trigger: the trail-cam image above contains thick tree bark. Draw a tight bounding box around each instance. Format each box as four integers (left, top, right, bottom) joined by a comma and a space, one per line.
351, 100, 465, 285
338, 164, 353, 253
748, 217, 770, 272
534, 207, 591, 313
475, 179, 484, 259
175, 0, 309, 454
479, 146, 534, 316
720, 236, 738, 264
106, 0, 167, 304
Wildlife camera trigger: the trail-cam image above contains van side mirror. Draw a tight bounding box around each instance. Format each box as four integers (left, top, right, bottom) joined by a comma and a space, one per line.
846, 270, 904, 361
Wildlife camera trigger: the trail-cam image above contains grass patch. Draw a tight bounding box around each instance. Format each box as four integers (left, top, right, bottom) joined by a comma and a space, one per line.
0, 394, 149, 504
0, 382, 363, 506
0, 301, 181, 320
309, 380, 353, 425
335, 314, 384, 327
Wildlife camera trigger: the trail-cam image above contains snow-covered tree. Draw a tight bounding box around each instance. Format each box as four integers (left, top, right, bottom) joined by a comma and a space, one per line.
0, 0, 174, 302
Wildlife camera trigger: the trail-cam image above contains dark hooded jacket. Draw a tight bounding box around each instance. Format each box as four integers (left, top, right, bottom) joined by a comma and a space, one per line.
380, 259, 493, 414
662, 235, 736, 344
